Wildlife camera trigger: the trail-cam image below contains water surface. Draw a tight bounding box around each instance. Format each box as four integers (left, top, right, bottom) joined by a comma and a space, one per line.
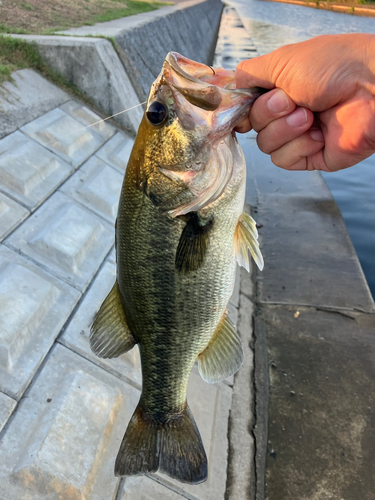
230, 0, 375, 298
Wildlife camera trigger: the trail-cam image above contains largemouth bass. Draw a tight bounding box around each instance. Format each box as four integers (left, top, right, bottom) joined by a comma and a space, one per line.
90, 52, 264, 485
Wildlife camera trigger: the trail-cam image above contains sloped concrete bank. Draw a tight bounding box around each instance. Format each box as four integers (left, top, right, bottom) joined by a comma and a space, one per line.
13, 0, 222, 135
0, 6, 252, 500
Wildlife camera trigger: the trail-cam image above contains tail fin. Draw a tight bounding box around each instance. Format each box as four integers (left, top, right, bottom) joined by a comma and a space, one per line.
114, 404, 207, 485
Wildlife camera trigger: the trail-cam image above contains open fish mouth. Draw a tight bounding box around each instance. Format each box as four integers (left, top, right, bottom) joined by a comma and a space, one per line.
151, 52, 267, 216
164, 51, 266, 109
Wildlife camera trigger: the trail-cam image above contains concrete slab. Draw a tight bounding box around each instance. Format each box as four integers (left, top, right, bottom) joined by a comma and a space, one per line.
60, 261, 141, 389
59, 155, 123, 224
0, 69, 70, 140
0, 245, 80, 400
120, 476, 184, 499
0, 192, 29, 242
257, 304, 375, 500
0, 344, 140, 500
95, 131, 134, 174
0, 130, 73, 210
12, 36, 143, 135
151, 373, 232, 500
0, 392, 17, 434
240, 135, 375, 312
60, 100, 115, 141
6, 192, 114, 291
107, 245, 116, 265
21, 107, 109, 169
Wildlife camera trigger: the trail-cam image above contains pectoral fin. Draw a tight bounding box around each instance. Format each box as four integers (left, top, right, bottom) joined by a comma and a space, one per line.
90, 281, 136, 358
198, 314, 243, 384
175, 213, 213, 274
234, 211, 264, 271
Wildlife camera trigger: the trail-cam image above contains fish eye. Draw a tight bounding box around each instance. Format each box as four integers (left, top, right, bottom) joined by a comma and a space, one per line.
146, 101, 167, 126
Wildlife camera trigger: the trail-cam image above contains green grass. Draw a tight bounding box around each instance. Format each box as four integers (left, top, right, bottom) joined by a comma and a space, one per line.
93, 0, 168, 23
0, 35, 93, 107
0, 24, 29, 35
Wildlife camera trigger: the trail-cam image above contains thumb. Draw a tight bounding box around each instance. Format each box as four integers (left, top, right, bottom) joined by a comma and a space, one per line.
235, 54, 278, 90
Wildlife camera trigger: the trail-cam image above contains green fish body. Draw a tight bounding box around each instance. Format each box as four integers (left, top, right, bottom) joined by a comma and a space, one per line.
90, 52, 264, 485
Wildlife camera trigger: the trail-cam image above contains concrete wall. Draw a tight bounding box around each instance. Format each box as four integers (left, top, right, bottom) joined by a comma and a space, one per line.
14, 0, 223, 134
60, 0, 223, 103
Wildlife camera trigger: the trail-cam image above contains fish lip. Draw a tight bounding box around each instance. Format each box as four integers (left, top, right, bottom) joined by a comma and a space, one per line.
165, 52, 266, 97
165, 52, 202, 85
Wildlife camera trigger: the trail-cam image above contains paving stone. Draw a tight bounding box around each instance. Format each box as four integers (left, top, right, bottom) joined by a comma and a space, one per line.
259, 305, 375, 500
0, 344, 140, 500
59, 155, 123, 224
21, 108, 109, 169
0, 130, 73, 210
151, 372, 232, 500
0, 69, 70, 140
0, 245, 80, 400
60, 100, 116, 141
0, 392, 17, 433
6, 192, 114, 291
120, 476, 184, 499
60, 261, 141, 388
0, 192, 29, 242
95, 131, 134, 174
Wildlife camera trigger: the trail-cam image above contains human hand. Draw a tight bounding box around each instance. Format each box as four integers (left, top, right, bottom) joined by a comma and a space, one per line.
235, 34, 375, 171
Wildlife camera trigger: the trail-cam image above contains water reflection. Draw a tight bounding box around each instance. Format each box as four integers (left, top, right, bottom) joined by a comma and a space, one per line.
231, 0, 375, 55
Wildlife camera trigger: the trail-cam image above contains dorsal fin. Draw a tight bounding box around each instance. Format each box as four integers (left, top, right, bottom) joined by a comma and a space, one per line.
234, 211, 264, 271
198, 314, 243, 384
90, 281, 136, 358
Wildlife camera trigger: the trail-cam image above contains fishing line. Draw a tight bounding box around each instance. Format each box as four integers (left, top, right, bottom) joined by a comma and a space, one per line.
44, 101, 147, 147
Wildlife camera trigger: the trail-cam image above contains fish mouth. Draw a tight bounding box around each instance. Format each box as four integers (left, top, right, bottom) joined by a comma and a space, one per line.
163, 52, 267, 135
164, 52, 266, 106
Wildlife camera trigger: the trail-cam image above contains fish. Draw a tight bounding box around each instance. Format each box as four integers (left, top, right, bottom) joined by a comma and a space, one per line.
89, 52, 264, 485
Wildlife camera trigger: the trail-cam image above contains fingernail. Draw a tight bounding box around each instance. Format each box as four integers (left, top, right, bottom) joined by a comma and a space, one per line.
310, 129, 324, 142
267, 90, 289, 113
286, 108, 307, 127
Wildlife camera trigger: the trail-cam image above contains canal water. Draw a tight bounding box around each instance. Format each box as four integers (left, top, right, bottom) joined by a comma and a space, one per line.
230, 0, 375, 298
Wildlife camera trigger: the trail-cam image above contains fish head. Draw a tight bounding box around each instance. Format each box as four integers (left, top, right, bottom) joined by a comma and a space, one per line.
140, 52, 265, 215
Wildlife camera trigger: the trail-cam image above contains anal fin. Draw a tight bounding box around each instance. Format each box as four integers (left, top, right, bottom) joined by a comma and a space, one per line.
198, 314, 243, 384
175, 212, 213, 274
234, 211, 264, 271
90, 281, 136, 358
